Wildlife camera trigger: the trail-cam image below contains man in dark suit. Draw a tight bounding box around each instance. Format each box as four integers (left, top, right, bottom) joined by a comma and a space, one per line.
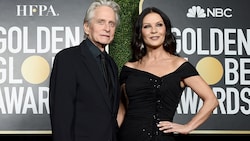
49, 1, 121, 141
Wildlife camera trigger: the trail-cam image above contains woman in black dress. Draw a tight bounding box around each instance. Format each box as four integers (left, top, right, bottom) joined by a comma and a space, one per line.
117, 7, 219, 141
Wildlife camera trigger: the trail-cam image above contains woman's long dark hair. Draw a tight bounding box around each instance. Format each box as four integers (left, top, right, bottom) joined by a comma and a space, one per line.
130, 7, 177, 62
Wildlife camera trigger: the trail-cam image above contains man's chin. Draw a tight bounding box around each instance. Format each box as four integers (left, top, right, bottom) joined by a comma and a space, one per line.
100, 41, 112, 45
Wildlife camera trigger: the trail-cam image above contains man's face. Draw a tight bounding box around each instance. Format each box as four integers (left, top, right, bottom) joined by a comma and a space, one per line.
84, 6, 117, 49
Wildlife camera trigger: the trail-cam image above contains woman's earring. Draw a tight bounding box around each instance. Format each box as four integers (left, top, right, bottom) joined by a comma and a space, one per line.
140, 44, 144, 50
164, 41, 167, 47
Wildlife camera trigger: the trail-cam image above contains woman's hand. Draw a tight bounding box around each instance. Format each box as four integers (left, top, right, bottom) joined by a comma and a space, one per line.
157, 121, 192, 135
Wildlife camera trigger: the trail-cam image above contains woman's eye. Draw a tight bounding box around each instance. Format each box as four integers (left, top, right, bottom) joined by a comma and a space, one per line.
143, 25, 150, 28
156, 23, 164, 27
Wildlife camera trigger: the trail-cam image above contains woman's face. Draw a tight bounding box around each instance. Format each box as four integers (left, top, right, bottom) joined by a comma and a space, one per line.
141, 12, 166, 49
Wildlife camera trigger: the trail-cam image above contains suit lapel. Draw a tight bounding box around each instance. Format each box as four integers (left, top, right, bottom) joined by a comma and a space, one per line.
107, 55, 121, 113
79, 41, 112, 111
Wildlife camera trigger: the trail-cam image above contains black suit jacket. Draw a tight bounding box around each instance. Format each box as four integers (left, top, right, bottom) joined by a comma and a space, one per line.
49, 40, 120, 141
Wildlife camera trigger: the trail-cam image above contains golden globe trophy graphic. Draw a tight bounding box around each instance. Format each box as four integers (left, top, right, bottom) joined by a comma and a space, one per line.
21, 55, 50, 85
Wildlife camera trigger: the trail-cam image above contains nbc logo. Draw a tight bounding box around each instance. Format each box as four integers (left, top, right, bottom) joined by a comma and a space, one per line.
187, 6, 232, 18
186, 6, 206, 18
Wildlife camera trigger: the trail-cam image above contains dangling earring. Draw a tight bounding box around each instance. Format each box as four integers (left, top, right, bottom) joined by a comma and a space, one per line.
140, 44, 144, 50
163, 41, 168, 48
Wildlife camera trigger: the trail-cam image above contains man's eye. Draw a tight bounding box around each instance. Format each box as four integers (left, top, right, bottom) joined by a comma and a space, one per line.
109, 22, 115, 27
97, 20, 105, 25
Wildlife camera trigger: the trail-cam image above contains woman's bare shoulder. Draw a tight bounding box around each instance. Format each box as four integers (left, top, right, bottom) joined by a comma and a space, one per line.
124, 61, 137, 68
172, 55, 188, 66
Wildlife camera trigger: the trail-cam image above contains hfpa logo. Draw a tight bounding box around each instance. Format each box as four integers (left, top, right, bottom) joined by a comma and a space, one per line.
186, 6, 232, 18
16, 5, 59, 16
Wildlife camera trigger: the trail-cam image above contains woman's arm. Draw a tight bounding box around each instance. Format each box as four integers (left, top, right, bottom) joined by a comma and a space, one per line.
117, 84, 127, 127
158, 75, 219, 134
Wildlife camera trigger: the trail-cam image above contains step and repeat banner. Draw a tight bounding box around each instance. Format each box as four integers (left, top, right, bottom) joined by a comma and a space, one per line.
0, 0, 249, 134
0, 0, 93, 134
140, 0, 250, 134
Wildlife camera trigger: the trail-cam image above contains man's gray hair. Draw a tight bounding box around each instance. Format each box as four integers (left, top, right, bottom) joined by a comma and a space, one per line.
84, 0, 120, 25
83, 0, 120, 38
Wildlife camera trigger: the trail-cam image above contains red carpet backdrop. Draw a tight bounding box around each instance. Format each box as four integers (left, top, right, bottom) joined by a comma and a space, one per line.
141, 0, 250, 134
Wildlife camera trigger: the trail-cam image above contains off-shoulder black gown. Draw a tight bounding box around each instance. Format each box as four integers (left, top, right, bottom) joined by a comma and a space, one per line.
118, 62, 199, 141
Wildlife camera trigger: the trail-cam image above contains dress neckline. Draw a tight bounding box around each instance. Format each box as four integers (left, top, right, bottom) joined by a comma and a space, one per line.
123, 61, 189, 78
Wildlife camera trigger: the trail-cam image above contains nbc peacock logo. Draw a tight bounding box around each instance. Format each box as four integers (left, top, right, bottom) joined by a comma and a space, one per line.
187, 6, 206, 18
186, 6, 233, 18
